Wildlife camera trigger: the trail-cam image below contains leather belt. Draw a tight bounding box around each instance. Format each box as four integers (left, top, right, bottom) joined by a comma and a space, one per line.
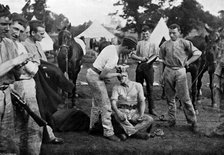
91, 66, 101, 75
166, 65, 184, 70
0, 85, 9, 91
118, 104, 137, 110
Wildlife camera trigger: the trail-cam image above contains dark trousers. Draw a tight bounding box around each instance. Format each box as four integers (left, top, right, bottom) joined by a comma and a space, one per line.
136, 63, 154, 112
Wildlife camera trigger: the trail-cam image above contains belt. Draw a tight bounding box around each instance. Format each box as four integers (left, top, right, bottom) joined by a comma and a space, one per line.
0, 85, 9, 91
118, 104, 137, 110
91, 66, 101, 75
166, 65, 184, 70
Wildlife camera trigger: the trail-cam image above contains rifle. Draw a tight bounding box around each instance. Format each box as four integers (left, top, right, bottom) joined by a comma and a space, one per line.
11, 90, 47, 127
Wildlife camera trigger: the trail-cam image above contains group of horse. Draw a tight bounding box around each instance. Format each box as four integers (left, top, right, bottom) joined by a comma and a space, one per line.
53, 23, 223, 112
186, 24, 223, 113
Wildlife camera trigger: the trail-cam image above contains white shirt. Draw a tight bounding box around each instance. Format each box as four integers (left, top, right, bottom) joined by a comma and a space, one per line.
93, 45, 119, 71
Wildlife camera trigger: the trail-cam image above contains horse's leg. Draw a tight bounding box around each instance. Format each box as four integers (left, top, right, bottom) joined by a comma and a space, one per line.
70, 61, 82, 107
54, 49, 58, 63
208, 65, 216, 107
209, 72, 214, 107
190, 69, 198, 113
57, 52, 69, 103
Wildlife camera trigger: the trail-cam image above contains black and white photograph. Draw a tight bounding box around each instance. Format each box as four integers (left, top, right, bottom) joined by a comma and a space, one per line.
0, 0, 224, 154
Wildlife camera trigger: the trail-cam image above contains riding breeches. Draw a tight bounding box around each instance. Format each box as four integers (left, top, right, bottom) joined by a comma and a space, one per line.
86, 68, 114, 137
163, 67, 197, 124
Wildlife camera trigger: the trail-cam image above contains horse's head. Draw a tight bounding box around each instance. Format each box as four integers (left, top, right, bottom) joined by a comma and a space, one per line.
204, 24, 223, 64
58, 28, 72, 50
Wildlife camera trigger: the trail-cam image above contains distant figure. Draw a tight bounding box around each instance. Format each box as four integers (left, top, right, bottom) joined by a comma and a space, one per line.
90, 38, 97, 50
98, 37, 111, 54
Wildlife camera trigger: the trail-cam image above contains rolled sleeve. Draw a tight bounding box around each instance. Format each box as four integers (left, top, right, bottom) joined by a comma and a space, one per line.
185, 40, 201, 56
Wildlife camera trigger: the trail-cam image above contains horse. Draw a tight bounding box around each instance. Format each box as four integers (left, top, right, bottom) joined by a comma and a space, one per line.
186, 24, 223, 113
57, 27, 84, 106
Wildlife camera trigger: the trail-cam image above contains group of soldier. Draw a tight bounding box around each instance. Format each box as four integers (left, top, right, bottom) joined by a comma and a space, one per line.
0, 2, 224, 155
0, 4, 74, 155
86, 20, 224, 142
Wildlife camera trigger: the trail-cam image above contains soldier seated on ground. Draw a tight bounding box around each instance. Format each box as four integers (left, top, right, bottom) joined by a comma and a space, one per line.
110, 65, 154, 140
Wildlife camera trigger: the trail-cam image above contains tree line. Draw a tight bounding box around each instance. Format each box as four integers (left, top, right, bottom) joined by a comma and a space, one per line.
21, 0, 224, 38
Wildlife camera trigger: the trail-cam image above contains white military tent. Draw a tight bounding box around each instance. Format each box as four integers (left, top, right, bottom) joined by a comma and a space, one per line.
78, 21, 115, 40
150, 18, 170, 54
77, 21, 116, 49
39, 32, 54, 52
149, 18, 170, 85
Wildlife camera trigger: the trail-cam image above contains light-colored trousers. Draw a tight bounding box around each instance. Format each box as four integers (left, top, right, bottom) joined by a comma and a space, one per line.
114, 109, 153, 136
13, 79, 43, 155
0, 87, 18, 154
86, 69, 114, 137
163, 67, 197, 124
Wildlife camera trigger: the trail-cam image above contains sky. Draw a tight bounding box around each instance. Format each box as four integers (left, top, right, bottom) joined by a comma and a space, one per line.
1, 0, 224, 26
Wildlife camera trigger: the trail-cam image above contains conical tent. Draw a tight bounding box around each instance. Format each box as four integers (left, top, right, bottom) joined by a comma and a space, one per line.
77, 21, 115, 40
150, 18, 170, 54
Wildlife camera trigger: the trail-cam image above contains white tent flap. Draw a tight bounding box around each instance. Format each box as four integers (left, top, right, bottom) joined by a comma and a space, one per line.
150, 18, 170, 54
39, 32, 54, 52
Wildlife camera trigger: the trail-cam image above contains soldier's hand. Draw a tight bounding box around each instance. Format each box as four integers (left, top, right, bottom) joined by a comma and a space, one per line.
141, 57, 148, 62
137, 116, 144, 122
184, 60, 190, 69
13, 53, 33, 67
117, 110, 126, 122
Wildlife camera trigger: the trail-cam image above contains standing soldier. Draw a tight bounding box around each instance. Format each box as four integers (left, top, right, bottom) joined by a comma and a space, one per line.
0, 4, 31, 154
131, 26, 159, 116
159, 24, 201, 132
